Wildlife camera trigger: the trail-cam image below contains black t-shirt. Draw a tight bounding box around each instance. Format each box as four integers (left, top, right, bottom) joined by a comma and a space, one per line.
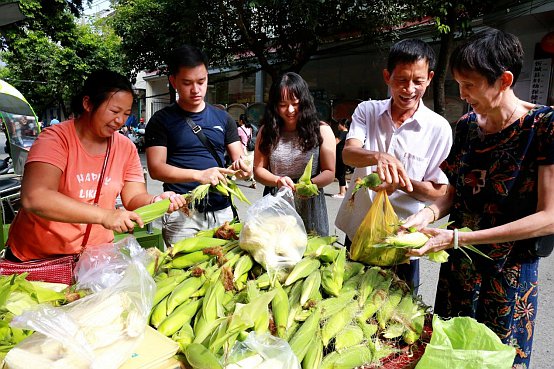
145, 103, 239, 211
336, 130, 348, 152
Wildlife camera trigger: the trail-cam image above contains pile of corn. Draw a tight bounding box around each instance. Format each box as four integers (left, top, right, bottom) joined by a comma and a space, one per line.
147, 223, 429, 369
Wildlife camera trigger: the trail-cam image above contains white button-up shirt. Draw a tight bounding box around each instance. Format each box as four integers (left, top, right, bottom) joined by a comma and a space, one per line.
335, 98, 453, 240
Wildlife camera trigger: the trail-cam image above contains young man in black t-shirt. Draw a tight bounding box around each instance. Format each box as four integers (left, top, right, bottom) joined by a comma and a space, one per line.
145, 45, 250, 246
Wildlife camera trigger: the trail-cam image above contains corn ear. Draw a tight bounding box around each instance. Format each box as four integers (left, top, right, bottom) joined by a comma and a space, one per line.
167, 274, 206, 314
288, 307, 321, 362
321, 247, 346, 296
384, 231, 429, 248
300, 270, 321, 306
150, 295, 169, 328
171, 237, 229, 256
134, 195, 187, 224
302, 330, 323, 369
334, 324, 364, 351
284, 258, 321, 286
319, 289, 357, 320
184, 343, 222, 369
271, 281, 289, 338
333, 344, 373, 369
167, 250, 212, 269
158, 298, 203, 337
321, 301, 358, 346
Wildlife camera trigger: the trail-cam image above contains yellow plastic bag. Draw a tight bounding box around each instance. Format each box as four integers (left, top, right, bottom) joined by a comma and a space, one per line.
350, 190, 408, 266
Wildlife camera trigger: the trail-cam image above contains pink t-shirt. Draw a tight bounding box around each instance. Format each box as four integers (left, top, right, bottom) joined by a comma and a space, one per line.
237, 126, 252, 149
8, 120, 145, 260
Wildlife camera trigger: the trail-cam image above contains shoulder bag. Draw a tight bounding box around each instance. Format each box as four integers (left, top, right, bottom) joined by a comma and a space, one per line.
0, 138, 112, 285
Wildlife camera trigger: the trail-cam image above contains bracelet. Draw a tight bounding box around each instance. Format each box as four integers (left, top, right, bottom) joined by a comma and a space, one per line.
424, 205, 438, 222
150, 195, 161, 204
453, 228, 459, 250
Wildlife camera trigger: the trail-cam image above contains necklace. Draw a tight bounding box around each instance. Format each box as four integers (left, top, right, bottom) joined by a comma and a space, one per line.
502, 99, 519, 129
481, 99, 519, 135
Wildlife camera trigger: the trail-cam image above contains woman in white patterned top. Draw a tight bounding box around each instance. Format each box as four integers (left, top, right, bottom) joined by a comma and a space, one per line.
253, 72, 335, 235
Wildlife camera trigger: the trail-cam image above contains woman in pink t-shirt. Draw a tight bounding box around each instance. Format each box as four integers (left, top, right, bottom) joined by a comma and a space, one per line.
6, 70, 185, 261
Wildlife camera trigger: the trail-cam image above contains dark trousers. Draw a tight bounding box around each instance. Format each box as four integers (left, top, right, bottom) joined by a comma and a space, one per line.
345, 236, 420, 295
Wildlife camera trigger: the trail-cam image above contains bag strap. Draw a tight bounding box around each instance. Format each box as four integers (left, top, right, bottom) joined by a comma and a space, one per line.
185, 117, 224, 167
185, 117, 239, 220
80, 137, 112, 252
239, 126, 251, 139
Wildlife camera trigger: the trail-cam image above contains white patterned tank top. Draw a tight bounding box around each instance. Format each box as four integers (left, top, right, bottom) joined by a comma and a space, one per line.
269, 131, 319, 179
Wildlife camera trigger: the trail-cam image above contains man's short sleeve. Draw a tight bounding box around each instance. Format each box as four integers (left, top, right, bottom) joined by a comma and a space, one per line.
225, 115, 240, 145
145, 113, 168, 148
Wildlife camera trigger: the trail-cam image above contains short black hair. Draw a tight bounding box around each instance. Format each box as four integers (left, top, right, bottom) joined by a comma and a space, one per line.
450, 28, 524, 86
70, 69, 133, 116
167, 44, 209, 76
387, 39, 436, 73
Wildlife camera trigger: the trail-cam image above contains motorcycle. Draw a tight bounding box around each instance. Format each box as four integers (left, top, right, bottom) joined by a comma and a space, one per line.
128, 127, 145, 152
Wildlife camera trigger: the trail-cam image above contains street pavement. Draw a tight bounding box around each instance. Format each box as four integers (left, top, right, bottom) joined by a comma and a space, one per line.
139, 153, 553, 368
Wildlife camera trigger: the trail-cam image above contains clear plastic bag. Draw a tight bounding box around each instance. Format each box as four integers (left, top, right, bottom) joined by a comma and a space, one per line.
5, 237, 156, 369
74, 236, 152, 293
224, 332, 301, 369
239, 187, 307, 271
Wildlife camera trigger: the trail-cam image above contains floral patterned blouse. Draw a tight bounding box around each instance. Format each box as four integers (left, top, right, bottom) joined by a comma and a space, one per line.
441, 105, 554, 270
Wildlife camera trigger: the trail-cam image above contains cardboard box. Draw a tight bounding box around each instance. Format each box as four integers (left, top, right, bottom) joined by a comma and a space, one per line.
120, 326, 180, 369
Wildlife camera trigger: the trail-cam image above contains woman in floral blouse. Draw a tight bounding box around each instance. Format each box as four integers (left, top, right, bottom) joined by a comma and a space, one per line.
403, 28, 554, 369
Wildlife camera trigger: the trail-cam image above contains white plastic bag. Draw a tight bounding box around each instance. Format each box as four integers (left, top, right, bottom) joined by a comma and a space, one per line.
239, 187, 307, 271
5, 237, 156, 369
224, 332, 301, 369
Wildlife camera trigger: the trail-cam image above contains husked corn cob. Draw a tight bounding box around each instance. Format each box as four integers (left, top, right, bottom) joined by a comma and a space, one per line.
284, 258, 321, 286
384, 231, 429, 248
184, 342, 222, 369
288, 307, 321, 362
158, 298, 202, 337
171, 237, 229, 256
334, 324, 364, 351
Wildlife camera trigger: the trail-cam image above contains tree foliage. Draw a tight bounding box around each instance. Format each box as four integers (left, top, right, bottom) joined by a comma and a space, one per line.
0, 0, 124, 117
111, 0, 419, 83
416, 0, 497, 116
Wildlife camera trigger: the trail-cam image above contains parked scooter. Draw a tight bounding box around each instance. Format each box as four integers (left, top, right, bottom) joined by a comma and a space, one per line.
128, 127, 145, 152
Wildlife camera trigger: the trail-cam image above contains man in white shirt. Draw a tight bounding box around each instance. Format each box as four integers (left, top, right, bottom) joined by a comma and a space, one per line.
335, 39, 453, 291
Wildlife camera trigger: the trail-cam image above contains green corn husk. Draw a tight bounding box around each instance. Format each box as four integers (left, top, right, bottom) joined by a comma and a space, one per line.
295, 154, 319, 198
350, 173, 382, 199
135, 194, 188, 224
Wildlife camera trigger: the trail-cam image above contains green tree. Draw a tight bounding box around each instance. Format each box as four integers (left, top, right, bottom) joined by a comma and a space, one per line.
419, 0, 497, 116
0, 0, 124, 117
111, 0, 417, 83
